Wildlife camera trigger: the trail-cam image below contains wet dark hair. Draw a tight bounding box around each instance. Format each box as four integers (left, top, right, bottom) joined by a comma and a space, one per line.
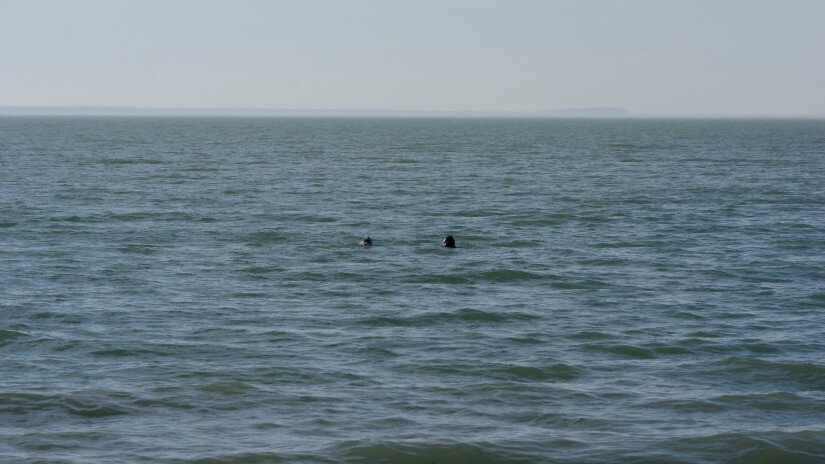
359, 236, 373, 246
442, 235, 456, 248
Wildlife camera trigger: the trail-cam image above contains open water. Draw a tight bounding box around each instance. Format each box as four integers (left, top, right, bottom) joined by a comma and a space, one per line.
2, 117, 825, 463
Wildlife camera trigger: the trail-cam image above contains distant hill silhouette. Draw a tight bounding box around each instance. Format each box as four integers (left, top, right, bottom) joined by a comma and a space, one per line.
0, 105, 630, 118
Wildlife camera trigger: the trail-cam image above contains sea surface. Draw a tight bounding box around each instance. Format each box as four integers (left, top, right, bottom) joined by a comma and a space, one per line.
2, 117, 825, 463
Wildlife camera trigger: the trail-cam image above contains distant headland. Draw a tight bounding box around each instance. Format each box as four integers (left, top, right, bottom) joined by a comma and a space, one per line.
0, 106, 630, 118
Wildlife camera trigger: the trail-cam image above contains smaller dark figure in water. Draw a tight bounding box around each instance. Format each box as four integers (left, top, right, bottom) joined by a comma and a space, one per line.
359, 236, 373, 246
441, 235, 457, 248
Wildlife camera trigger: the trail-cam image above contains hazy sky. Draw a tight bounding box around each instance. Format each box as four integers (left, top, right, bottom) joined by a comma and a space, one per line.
2, 0, 824, 115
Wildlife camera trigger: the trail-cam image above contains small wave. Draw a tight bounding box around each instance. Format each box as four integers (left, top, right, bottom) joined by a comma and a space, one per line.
583, 343, 657, 359
90, 348, 164, 358
31, 312, 87, 324
221, 187, 265, 195
414, 269, 550, 285
454, 209, 499, 218
335, 440, 537, 464
117, 243, 158, 255
714, 391, 825, 412
0, 329, 27, 346
551, 279, 610, 290
743, 342, 780, 354
715, 357, 825, 389
570, 330, 615, 340
646, 343, 695, 355
594, 240, 663, 249
243, 265, 282, 275
669, 430, 825, 464
478, 269, 547, 282
95, 156, 163, 166
497, 239, 536, 248
245, 230, 286, 245
643, 398, 725, 413
0, 392, 130, 417
47, 211, 203, 224
511, 213, 575, 226
510, 410, 606, 428
496, 362, 582, 381
282, 213, 338, 224
502, 334, 545, 344
414, 273, 472, 284
358, 308, 539, 327
108, 211, 200, 222
197, 381, 259, 395
576, 257, 628, 266
179, 452, 290, 463
50, 214, 93, 223
96, 157, 165, 165
230, 292, 270, 298
671, 310, 705, 320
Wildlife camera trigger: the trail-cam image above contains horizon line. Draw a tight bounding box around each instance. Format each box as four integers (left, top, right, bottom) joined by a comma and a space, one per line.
1, 105, 823, 120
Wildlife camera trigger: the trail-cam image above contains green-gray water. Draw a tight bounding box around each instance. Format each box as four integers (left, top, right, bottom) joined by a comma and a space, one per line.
2, 117, 825, 463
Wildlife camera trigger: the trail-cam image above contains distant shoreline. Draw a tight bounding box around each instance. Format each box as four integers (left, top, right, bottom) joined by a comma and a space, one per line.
0, 106, 628, 118
0, 106, 822, 119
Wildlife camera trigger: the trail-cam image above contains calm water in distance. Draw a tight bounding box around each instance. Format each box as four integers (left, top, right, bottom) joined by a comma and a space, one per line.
2, 117, 825, 463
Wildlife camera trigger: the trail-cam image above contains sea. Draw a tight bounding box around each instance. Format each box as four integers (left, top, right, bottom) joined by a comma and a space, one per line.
1, 116, 824, 463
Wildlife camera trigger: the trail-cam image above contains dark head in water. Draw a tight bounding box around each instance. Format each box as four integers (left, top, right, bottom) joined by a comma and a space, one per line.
441, 235, 457, 248
359, 236, 373, 246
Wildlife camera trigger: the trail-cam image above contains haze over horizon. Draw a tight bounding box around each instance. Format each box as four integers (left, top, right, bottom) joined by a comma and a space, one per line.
3, 0, 824, 117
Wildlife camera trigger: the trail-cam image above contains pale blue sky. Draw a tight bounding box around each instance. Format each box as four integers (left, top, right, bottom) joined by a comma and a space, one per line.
2, 0, 824, 115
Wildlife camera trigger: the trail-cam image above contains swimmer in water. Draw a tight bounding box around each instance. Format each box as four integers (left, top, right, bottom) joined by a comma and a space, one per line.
359, 236, 373, 246
441, 235, 457, 248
